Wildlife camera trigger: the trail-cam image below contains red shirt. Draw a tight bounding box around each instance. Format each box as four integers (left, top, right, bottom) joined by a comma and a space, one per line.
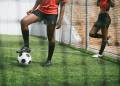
99, 0, 109, 11
36, 0, 67, 14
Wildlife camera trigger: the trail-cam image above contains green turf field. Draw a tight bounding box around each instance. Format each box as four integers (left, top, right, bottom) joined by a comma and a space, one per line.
0, 35, 120, 86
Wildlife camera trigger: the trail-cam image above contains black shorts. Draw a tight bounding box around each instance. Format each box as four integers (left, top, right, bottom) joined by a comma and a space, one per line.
94, 12, 111, 29
32, 10, 58, 24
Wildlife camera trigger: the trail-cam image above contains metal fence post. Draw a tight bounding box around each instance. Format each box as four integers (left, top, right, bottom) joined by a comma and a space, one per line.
85, 0, 89, 49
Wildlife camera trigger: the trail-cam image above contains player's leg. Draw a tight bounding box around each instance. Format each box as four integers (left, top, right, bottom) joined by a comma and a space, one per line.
43, 14, 58, 66
92, 13, 111, 58
92, 26, 108, 58
17, 14, 40, 53
99, 27, 108, 55
89, 24, 102, 38
44, 23, 56, 66
89, 13, 104, 38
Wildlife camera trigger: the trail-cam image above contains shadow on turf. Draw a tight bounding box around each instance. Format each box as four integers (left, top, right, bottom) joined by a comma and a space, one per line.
8, 59, 29, 68
96, 57, 120, 86
0, 37, 7, 86
80, 52, 89, 86
31, 33, 50, 86
60, 44, 70, 86
97, 58, 107, 86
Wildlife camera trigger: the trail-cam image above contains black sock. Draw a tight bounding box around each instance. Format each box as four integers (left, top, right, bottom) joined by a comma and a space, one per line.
99, 40, 107, 55
22, 29, 29, 48
47, 42, 55, 61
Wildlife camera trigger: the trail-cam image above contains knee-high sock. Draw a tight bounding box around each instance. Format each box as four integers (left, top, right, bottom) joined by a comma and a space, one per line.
47, 42, 55, 61
22, 29, 29, 48
99, 40, 107, 55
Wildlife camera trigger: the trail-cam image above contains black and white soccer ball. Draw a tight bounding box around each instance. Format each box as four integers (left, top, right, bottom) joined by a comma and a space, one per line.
17, 52, 32, 65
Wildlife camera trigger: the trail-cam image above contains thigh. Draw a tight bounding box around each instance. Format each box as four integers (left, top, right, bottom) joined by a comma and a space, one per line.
90, 23, 100, 34
99, 13, 111, 28
47, 23, 56, 41
101, 28, 108, 39
45, 14, 58, 24
22, 13, 40, 25
45, 14, 57, 40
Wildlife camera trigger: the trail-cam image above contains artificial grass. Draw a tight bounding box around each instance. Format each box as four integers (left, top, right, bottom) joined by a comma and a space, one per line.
0, 35, 120, 86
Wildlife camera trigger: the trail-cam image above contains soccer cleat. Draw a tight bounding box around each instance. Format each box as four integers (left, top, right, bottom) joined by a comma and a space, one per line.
107, 35, 112, 46
16, 47, 31, 53
92, 54, 103, 58
43, 60, 52, 67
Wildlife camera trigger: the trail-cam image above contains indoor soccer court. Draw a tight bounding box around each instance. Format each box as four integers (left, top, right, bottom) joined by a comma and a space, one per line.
0, 35, 120, 86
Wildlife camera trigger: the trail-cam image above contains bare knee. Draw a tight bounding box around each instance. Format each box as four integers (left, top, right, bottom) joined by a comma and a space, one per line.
89, 33, 95, 37
20, 18, 29, 30
47, 25, 56, 44
21, 18, 26, 26
49, 38, 55, 45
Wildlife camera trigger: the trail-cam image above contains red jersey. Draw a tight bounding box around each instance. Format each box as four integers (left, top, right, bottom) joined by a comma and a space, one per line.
36, 0, 67, 14
99, 0, 109, 11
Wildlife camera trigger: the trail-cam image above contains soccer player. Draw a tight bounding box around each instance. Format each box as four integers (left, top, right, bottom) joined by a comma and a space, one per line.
17, 0, 67, 66
89, 0, 115, 58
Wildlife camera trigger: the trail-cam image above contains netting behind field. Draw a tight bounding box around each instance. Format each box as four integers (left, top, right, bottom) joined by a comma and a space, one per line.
61, 0, 120, 56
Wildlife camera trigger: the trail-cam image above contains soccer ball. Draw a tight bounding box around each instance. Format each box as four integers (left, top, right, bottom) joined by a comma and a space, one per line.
17, 52, 32, 65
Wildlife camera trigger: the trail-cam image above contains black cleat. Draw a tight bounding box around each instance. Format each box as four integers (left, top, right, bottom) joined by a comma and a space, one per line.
43, 60, 52, 67
16, 47, 31, 53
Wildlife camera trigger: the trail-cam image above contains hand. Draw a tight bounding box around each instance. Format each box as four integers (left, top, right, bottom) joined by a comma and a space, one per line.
27, 9, 33, 15
56, 21, 62, 29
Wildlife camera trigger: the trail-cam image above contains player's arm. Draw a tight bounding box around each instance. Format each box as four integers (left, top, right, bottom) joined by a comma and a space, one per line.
110, 0, 115, 7
33, 0, 42, 10
27, 0, 42, 15
56, 0, 67, 29
96, 0, 100, 6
